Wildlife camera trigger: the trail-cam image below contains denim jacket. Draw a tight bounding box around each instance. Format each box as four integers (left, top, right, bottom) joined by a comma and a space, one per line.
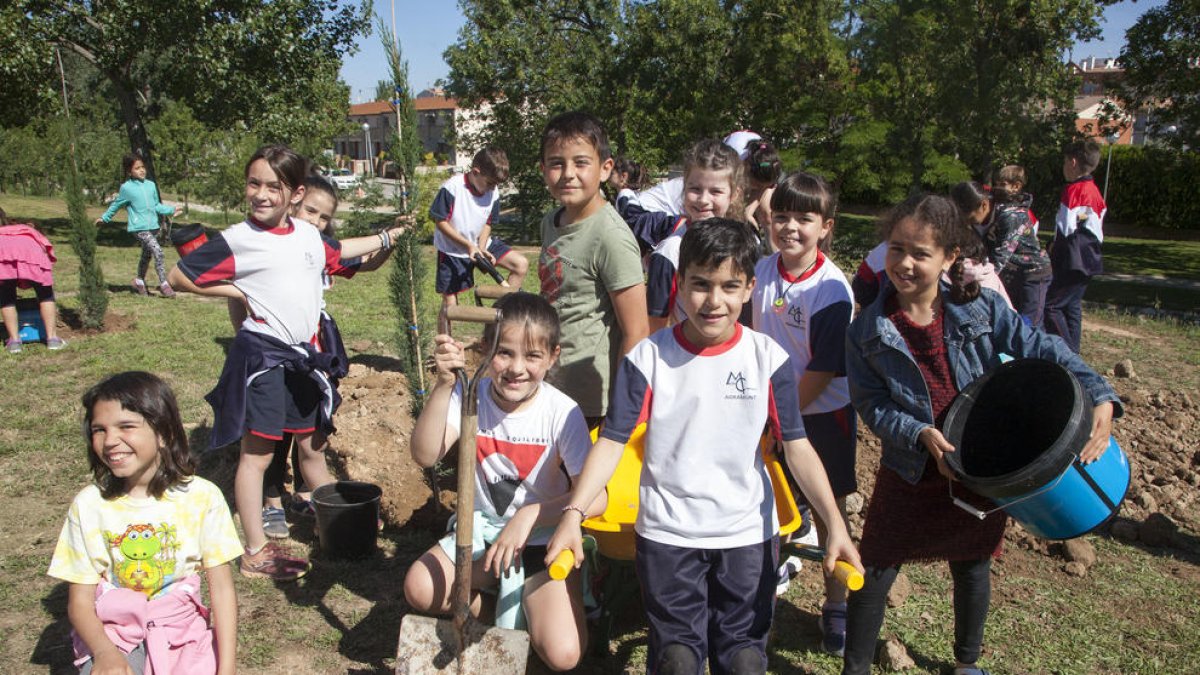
846, 284, 1123, 485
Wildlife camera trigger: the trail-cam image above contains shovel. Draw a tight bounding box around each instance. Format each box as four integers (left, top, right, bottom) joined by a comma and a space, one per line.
396, 304, 530, 674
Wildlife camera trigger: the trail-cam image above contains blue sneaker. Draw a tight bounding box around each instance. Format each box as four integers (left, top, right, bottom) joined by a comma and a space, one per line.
262, 507, 289, 539
821, 602, 847, 656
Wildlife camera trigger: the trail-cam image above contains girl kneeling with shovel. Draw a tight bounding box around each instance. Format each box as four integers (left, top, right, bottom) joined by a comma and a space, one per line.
404, 292, 602, 671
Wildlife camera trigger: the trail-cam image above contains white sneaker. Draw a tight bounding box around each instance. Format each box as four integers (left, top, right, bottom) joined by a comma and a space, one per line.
775, 555, 803, 596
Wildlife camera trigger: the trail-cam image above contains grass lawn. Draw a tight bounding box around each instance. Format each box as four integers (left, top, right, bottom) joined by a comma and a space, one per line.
1, 193, 1199, 673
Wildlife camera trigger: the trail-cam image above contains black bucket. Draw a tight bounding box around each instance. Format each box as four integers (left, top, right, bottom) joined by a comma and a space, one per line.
312, 481, 382, 560
170, 223, 209, 258
943, 359, 1129, 540
943, 359, 1090, 498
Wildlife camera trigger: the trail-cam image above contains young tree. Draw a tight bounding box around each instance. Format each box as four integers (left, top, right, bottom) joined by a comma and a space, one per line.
1118, 0, 1200, 150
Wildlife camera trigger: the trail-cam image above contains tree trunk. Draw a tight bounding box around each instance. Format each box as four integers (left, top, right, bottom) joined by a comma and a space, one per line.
112, 78, 158, 182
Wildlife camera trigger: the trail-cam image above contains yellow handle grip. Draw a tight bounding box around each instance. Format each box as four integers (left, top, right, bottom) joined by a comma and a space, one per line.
548, 549, 575, 581
833, 560, 864, 591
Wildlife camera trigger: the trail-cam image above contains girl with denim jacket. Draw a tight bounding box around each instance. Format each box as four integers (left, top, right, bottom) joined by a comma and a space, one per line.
842, 194, 1121, 675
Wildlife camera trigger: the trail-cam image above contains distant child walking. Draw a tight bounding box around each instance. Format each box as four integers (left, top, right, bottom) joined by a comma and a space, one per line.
168, 145, 406, 580
538, 111, 648, 423
49, 371, 241, 675
96, 154, 181, 298
989, 165, 1051, 327
548, 219, 861, 675
1045, 140, 1107, 352
621, 138, 744, 331
404, 292, 598, 671
750, 172, 857, 655
430, 146, 528, 308
843, 194, 1120, 675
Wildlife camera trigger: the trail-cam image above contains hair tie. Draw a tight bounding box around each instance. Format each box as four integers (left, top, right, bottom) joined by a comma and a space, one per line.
758, 161, 773, 168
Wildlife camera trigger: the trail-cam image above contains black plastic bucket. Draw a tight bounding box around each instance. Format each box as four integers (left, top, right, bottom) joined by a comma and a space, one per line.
170, 223, 209, 258
943, 359, 1129, 539
943, 359, 1089, 498
312, 481, 382, 559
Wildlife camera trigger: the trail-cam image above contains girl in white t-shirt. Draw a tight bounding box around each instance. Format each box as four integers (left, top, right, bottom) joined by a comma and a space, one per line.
404, 292, 600, 672
752, 172, 858, 655
49, 372, 242, 675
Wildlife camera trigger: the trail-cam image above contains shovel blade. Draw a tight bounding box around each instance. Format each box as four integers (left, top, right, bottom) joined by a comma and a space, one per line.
395, 614, 529, 674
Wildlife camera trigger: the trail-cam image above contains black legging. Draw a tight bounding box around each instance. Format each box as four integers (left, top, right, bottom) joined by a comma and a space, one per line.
842, 558, 992, 674
0, 280, 55, 307
262, 435, 308, 500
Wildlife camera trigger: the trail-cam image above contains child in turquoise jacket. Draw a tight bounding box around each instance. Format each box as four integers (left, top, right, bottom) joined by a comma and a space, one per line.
96, 154, 180, 297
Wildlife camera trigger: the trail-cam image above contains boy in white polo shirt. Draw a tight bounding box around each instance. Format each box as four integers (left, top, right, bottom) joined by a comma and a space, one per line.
429, 146, 529, 309
546, 219, 861, 675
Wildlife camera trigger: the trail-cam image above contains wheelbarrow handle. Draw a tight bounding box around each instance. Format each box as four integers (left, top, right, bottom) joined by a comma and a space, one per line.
782, 543, 865, 591
548, 549, 574, 581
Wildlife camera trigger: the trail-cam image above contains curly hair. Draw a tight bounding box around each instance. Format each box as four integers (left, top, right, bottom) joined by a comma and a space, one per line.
877, 193, 980, 305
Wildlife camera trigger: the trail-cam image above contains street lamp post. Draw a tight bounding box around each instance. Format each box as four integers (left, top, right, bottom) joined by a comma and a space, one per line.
362, 122, 373, 178
1102, 132, 1120, 202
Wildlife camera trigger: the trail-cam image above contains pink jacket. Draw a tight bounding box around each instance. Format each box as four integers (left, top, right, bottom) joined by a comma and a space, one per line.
0, 224, 55, 287
72, 575, 217, 675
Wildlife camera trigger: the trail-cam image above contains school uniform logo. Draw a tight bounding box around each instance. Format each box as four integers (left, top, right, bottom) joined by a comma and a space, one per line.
477, 436, 545, 514
726, 371, 755, 400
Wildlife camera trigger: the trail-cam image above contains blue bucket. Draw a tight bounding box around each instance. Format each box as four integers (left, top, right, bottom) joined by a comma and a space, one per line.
943, 359, 1130, 540
17, 308, 45, 343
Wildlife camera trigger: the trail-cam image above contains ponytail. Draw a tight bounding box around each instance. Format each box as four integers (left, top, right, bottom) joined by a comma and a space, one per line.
947, 257, 981, 305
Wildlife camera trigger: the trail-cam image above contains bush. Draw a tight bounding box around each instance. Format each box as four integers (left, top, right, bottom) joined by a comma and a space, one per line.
1024, 144, 1200, 231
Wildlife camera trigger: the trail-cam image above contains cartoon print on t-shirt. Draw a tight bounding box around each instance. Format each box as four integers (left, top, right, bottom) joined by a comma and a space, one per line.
539, 244, 565, 302
477, 436, 549, 515
103, 522, 180, 597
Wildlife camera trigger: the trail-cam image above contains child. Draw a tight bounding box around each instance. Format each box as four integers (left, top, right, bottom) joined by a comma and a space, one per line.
620, 138, 744, 330
0, 207, 66, 352
627, 130, 765, 217
1045, 140, 1107, 352
547, 219, 861, 675
403, 292, 598, 671
48, 371, 241, 675
537, 111, 648, 424
948, 181, 1014, 309
430, 146, 528, 309
850, 240, 888, 308
95, 154, 181, 298
167, 144, 407, 580
989, 165, 1051, 327
750, 172, 856, 655
842, 194, 1120, 675
743, 139, 783, 234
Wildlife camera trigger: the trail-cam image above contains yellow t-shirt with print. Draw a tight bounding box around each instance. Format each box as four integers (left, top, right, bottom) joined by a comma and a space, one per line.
48, 477, 242, 599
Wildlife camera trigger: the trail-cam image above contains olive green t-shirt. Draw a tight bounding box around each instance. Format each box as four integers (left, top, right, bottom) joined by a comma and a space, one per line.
539, 203, 645, 417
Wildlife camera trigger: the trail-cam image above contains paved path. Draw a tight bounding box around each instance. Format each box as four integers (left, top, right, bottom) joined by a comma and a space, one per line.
1095, 273, 1200, 292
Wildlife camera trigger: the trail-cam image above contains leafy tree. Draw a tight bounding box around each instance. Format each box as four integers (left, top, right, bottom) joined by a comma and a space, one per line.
4, 0, 369, 178
148, 101, 212, 213
445, 0, 623, 229
1117, 0, 1200, 150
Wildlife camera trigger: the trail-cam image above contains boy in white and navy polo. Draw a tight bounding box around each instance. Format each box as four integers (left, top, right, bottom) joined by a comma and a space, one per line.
546, 219, 860, 675
429, 146, 528, 307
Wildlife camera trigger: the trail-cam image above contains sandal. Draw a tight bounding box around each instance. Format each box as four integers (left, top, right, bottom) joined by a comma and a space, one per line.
5, 339, 20, 354
239, 543, 310, 581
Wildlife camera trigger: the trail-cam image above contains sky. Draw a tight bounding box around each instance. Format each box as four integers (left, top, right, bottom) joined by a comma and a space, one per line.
339, 0, 1167, 104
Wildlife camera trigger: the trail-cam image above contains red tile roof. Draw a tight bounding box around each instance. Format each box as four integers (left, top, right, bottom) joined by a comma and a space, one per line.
348, 97, 459, 117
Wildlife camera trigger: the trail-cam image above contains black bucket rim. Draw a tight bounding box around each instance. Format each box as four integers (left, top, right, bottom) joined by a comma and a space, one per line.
311, 480, 383, 507
943, 359, 1092, 499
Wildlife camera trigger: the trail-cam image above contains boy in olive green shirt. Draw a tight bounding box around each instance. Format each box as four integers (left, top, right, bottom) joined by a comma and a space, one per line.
537, 111, 648, 422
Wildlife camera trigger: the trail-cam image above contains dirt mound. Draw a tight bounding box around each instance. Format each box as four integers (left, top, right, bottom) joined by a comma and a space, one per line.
328, 361, 441, 529
847, 362, 1200, 564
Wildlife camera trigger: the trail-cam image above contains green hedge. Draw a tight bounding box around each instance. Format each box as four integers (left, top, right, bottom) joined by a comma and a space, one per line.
1095, 145, 1200, 230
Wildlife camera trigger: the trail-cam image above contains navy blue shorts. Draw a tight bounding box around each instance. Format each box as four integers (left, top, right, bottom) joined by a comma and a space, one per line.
435, 238, 513, 295
245, 366, 322, 441
784, 404, 859, 499
635, 535, 778, 675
